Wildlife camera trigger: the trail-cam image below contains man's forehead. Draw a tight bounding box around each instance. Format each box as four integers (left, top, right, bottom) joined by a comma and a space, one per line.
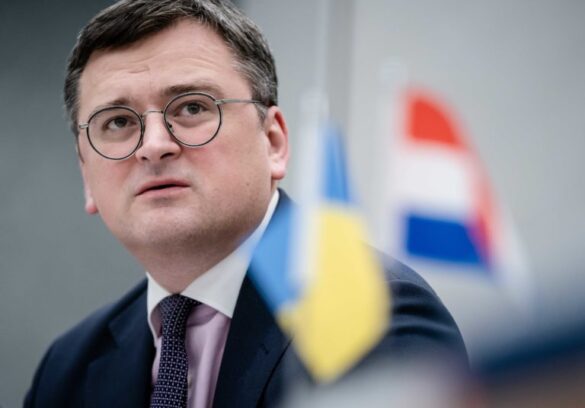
77, 20, 247, 113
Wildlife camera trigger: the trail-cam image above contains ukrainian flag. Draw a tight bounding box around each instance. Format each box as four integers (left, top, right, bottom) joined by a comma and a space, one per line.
250, 122, 390, 382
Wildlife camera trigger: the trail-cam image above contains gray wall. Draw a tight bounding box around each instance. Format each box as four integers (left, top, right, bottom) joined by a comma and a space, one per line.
1, 1, 143, 406
2, 1, 584, 406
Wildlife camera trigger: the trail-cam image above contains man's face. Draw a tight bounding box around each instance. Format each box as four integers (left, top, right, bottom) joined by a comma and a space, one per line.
77, 20, 288, 255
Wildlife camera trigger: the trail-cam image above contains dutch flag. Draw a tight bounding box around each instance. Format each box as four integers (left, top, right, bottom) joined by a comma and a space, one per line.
386, 88, 530, 308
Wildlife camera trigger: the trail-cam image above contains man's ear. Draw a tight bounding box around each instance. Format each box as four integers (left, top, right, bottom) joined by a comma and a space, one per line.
263, 106, 289, 181
79, 160, 98, 215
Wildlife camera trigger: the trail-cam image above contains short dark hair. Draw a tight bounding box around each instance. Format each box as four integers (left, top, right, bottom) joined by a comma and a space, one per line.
64, 0, 278, 134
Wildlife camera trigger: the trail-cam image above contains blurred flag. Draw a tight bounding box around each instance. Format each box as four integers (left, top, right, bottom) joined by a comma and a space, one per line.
250, 93, 390, 382
385, 88, 530, 305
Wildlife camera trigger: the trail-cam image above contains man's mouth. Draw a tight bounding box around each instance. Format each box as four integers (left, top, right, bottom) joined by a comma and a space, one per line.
136, 179, 190, 196
148, 184, 177, 191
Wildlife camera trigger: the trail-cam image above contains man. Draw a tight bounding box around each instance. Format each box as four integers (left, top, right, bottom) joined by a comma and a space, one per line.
25, 0, 467, 407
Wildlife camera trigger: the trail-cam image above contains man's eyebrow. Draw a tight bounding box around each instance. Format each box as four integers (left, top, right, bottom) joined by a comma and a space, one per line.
163, 82, 225, 98
85, 97, 132, 119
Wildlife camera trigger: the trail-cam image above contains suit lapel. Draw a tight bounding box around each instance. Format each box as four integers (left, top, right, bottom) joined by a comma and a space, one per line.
86, 287, 155, 408
213, 276, 291, 407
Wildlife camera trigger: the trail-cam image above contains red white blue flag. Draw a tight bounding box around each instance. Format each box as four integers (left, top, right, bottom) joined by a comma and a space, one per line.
385, 88, 530, 305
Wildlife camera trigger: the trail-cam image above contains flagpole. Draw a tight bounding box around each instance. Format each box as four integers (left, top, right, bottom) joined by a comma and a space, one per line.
314, 0, 330, 92
374, 58, 410, 252
293, 0, 332, 286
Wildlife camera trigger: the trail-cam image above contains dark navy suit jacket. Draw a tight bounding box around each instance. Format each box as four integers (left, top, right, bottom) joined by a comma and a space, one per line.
25, 194, 467, 407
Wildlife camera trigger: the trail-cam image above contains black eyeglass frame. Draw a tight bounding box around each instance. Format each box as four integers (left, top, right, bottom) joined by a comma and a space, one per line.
77, 91, 265, 161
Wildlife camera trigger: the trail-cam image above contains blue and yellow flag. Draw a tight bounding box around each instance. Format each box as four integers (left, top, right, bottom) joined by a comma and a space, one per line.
250, 122, 390, 382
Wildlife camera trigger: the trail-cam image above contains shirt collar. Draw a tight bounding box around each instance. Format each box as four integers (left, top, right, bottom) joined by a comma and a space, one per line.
146, 190, 280, 340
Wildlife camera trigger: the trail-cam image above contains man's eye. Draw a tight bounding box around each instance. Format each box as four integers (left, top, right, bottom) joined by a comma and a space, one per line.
181, 102, 203, 116
106, 116, 130, 130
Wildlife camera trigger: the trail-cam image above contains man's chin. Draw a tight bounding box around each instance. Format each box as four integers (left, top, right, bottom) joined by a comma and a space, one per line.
120, 216, 203, 249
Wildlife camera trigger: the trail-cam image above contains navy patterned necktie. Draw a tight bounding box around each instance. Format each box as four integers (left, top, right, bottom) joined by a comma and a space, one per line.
151, 294, 200, 408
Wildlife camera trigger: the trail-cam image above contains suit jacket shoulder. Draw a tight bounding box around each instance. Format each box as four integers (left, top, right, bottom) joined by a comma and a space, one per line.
378, 256, 468, 362
25, 280, 154, 408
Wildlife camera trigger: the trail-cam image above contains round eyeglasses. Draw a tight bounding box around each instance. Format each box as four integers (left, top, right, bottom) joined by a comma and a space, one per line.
78, 92, 265, 160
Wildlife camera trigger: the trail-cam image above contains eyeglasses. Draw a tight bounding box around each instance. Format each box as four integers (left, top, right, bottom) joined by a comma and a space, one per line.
78, 92, 265, 160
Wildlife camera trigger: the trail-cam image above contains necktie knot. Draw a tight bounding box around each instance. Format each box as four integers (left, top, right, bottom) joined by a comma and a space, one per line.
158, 294, 200, 337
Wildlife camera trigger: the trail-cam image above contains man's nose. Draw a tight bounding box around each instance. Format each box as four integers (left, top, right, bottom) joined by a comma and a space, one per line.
135, 110, 182, 162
